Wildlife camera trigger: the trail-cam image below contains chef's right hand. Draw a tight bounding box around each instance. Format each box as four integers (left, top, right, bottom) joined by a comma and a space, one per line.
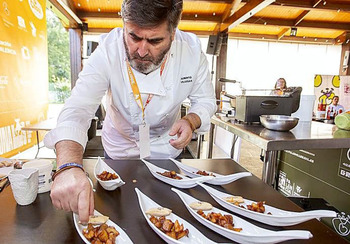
50, 167, 94, 223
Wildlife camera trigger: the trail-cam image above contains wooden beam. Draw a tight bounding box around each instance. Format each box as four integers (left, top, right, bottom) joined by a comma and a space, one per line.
181, 13, 222, 22
244, 17, 350, 31
213, 0, 241, 33
184, 0, 233, 3
86, 28, 219, 37
270, 0, 350, 12
277, 28, 289, 40
65, 0, 77, 13
69, 29, 82, 88
78, 11, 120, 20
86, 27, 337, 45
215, 32, 228, 101
339, 32, 350, 75
221, 0, 275, 31
335, 31, 350, 44
78, 11, 222, 23
49, 0, 82, 28
294, 10, 310, 26
85, 28, 114, 34
228, 32, 336, 44
312, 0, 322, 8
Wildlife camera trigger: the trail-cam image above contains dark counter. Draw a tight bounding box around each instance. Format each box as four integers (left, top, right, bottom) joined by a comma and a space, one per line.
0, 158, 346, 243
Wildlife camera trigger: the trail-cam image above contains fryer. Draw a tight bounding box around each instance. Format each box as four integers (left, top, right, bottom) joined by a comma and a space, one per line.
218, 79, 302, 123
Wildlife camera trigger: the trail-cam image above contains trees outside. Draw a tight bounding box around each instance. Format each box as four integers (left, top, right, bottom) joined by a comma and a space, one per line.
47, 9, 71, 103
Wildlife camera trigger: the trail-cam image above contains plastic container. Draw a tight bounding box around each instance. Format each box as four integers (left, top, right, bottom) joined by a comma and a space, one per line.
22, 159, 53, 193
335, 111, 350, 131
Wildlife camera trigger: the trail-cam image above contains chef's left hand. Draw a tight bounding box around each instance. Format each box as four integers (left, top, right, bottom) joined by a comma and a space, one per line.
168, 119, 193, 149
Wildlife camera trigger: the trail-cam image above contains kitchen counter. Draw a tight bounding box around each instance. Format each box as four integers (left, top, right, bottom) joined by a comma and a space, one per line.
208, 115, 350, 186
0, 158, 346, 243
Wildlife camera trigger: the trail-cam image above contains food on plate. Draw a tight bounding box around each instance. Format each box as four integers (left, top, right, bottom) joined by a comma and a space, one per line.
82, 223, 119, 243
79, 215, 110, 225
197, 210, 242, 232
238, 201, 271, 214
97, 171, 119, 181
245, 201, 266, 213
0, 160, 13, 168
146, 207, 172, 217
195, 170, 215, 177
225, 197, 272, 215
157, 170, 182, 180
88, 215, 110, 225
223, 196, 244, 204
189, 201, 213, 211
149, 215, 189, 240
14, 160, 24, 169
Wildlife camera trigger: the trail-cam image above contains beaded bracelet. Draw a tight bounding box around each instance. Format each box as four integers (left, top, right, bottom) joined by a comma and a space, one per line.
58, 162, 84, 171
52, 162, 85, 181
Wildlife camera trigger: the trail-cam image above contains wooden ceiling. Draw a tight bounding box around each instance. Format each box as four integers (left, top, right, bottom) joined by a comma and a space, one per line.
49, 0, 350, 45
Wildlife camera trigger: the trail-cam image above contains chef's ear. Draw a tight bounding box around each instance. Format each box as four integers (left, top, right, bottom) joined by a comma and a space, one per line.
171, 30, 176, 41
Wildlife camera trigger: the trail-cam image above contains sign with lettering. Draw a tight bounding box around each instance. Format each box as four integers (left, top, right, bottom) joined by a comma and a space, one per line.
278, 148, 350, 241
0, 0, 48, 157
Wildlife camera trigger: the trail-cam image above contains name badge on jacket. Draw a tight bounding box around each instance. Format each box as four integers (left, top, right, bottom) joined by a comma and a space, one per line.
139, 123, 151, 158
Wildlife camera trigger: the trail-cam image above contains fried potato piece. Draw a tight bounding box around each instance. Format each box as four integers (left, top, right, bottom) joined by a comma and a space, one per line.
195, 170, 215, 177
246, 201, 266, 213
197, 210, 242, 232
97, 171, 119, 181
149, 215, 189, 240
157, 171, 182, 180
82, 223, 119, 243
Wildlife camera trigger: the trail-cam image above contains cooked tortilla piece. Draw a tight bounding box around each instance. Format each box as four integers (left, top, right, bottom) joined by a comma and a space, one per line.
88, 215, 109, 225
146, 207, 172, 217
189, 201, 213, 211
224, 196, 244, 204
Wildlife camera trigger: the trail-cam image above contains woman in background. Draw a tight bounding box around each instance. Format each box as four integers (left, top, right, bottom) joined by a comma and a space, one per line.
272, 78, 287, 95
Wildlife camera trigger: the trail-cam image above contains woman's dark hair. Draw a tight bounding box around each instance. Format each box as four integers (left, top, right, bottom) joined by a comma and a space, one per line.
121, 0, 183, 32
275, 78, 287, 89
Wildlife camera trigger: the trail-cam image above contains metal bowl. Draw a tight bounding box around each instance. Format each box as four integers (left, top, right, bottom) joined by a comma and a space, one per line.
260, 115, 299, 131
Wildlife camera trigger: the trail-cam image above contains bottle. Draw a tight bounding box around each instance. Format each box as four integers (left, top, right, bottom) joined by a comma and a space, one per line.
335, 111, 350, 131
219, 85, 225, 111
326, 107, 330, 120
330, 107, 334, 120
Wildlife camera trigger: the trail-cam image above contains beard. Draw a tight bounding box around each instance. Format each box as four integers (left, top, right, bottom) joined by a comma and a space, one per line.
123, 34, 171, 74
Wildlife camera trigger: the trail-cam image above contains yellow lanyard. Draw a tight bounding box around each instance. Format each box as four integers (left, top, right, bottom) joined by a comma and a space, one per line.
126, 57, 167, 122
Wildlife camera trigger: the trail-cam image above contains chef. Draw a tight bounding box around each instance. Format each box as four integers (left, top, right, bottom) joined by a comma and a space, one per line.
44, 0, 216, 223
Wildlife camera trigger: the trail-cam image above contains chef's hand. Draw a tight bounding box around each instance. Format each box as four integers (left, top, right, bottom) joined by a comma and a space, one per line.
169, 113, 201, 149
51, 140, 93, 224
50, 168, 94, 223
169, 119, 193, 149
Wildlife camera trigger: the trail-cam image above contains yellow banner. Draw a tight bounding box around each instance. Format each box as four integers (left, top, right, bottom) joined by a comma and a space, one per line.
0, 0, 48, 157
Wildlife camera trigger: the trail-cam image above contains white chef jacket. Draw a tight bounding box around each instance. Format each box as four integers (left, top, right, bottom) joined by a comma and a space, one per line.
44, 28, 217, 159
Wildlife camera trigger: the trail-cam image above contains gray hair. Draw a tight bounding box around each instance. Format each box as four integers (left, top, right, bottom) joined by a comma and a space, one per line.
121, 0, 183, 32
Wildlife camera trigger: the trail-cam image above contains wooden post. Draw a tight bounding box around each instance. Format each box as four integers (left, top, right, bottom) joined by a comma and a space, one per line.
215, 32, 228, 102
338, 32, 350, 76
69, 28, 82, 89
